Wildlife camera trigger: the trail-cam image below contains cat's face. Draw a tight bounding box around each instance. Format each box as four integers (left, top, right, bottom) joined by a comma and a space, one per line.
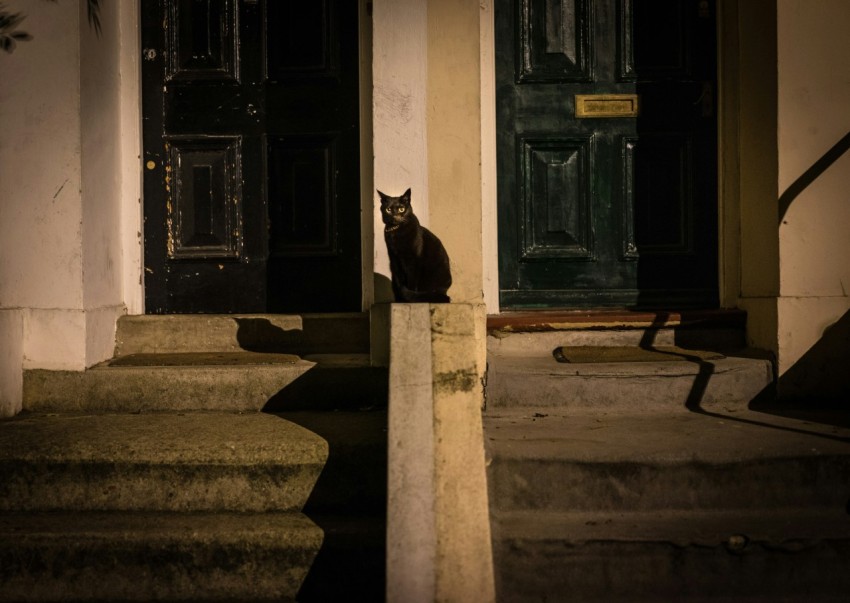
378, 188, 413, 229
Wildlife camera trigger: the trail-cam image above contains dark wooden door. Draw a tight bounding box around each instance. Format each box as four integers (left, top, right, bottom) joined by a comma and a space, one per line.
142, 0, 361, 313
496, 0, 718, 309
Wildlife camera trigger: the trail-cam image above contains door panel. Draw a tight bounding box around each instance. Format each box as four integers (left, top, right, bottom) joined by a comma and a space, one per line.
142, 0, 361, 313
497, 0, 718, 309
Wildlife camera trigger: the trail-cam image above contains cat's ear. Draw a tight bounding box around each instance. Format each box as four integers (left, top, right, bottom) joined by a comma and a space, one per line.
377, 190, 389, 204
401, 188, 412, 204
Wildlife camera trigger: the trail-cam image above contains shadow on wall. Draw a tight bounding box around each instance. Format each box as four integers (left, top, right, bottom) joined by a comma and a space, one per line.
774, 308, 850, 406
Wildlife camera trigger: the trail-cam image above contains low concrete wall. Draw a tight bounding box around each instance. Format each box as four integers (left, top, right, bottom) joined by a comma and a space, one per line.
385, 303, 494, 603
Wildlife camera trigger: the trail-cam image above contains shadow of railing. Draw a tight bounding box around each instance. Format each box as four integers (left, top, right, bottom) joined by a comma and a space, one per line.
635, 312, 850, 443
779, 131, 850, 224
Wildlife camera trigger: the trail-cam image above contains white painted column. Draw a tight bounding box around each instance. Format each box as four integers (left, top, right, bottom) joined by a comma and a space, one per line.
372, 0, 430, 296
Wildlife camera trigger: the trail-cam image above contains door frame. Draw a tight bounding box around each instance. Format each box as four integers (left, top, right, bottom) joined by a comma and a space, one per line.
479, 0, 742, 314
122, 0, 375, 315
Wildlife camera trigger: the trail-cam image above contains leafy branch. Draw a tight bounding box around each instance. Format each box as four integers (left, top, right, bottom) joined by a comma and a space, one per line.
1, 0, 101, 54
0, 4, 32, 53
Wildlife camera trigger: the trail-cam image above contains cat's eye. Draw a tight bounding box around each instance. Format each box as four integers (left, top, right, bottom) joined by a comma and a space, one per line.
385, 208, 392, 214
398, 207, 406, 213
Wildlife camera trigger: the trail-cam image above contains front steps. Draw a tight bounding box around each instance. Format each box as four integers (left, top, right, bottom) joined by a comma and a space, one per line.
0, 411, 337, 601
24, 314, 384, 413
484, 312, 850, 602
6, 313, 387, 601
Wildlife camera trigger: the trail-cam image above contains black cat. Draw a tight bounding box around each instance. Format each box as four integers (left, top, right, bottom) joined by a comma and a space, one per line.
378, 188, 452, 303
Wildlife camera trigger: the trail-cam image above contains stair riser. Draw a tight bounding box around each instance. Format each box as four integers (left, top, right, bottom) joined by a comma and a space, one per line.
0, 537, 320, 602
23, 363, 314, 412
262, 366, 389, 411
486, 360, 773, 411
494, 537, 850, 603
488, 327, 745, 357
488, 457, 850, 512
115, 314, 370, 356
0, 461, 322, 513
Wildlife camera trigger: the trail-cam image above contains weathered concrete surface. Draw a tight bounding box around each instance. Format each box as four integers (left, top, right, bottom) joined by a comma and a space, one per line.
484, 407, 850, 602
491, 508, 850, 602
485, 408, 850, 512
387, 303, 495, 603
0, 411, 328, 512
0, 511, 323, 602
23, 356, 316, 412
114, 313, 370, 356
486, 350, 774, 412
5, 313, 389, 600
0, 411, 332, 600
488, 326, 746, 357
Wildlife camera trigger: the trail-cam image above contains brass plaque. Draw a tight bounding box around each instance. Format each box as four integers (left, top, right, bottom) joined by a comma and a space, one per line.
575, 94, 639, 118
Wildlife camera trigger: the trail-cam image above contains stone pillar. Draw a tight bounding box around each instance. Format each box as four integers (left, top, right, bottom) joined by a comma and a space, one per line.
386, 303, 495, 603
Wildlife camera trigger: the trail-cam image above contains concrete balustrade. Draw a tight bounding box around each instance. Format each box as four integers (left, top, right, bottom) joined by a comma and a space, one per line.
380, 303, 495, 603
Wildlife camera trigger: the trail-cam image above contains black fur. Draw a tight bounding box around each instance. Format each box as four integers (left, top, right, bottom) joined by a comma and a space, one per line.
378, 188, 452, 303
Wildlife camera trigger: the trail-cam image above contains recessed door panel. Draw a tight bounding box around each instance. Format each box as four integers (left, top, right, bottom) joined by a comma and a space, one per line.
143, 0, 361, 313
497, 0, 718, 309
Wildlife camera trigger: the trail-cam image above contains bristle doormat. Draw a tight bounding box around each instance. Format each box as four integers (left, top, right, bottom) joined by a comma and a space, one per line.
553, 346, 726, 363
108, 352, 299, 367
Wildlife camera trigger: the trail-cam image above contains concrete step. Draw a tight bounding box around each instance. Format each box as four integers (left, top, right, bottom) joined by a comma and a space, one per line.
23, 352, 316, 412
484, 408, 850, 513
0, 510, 323, 602
485, 408, 850, 601
0, 411, 328, 513
115, 313, 370, 356
487, 309, 747, 356
272, 409, 388, 516
485, 348, 774, 412
23, 352, 388, 413
491, 508, 850, 602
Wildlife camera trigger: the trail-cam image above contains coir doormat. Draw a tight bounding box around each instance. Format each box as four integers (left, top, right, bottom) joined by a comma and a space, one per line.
553, 346, 726, 363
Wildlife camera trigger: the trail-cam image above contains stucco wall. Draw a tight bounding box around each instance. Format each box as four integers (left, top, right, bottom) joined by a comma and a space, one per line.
776, 0, 850, 398
427, 0, 483, 304
372, 0, 430, 301
0, 1, 130, 414
373, 0, 484, 305
733, 0, 780, 356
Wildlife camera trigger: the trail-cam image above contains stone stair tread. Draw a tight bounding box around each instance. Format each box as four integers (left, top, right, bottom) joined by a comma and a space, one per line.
0, 509, 322, 544
115, 312, 370, 356
492, 508, 850, 603
488, 348, 770, 376
106, 351, 302, 367
23, 360, 317, 412
493, 508, 850, 546
0, 411, 328, 465
485, 348, 775, 411
0, 510, 322, 602
484, 408, 850, 463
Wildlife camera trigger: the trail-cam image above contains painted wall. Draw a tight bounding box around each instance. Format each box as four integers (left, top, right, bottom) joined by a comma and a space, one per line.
0, 0, 133, 415
372, 0, 430, 302
427, 0, 483, 304
775, 0, 850, 399
373, 0, 484, 305
733, 0, 780, 357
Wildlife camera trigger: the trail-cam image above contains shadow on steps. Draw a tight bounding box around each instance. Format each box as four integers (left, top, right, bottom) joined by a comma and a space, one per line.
264, 405, 387, 601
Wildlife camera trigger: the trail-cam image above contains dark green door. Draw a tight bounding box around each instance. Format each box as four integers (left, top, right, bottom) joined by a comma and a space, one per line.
496, 0, 718, 309
142, 0, 361, 313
